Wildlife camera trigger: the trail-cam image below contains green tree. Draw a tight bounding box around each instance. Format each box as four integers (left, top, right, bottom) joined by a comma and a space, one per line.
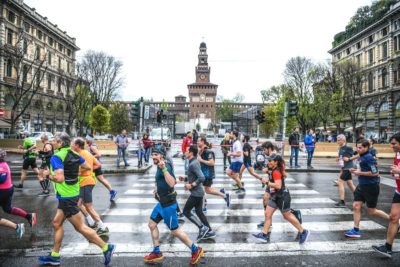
259, 105, 278, 137
216, 93, 244, 121
260, 84, 290, 104
90, 104, 110, 134
109, 102, 132, 135
73, 85, 92, 136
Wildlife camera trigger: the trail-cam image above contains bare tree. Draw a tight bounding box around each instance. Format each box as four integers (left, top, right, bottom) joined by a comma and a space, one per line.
3, 26, 48, 134
77, 50, 123, 107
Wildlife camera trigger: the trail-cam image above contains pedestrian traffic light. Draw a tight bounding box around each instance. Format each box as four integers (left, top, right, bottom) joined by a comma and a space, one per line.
255, 110, 265, 124
131, 100, 140, 119
288, 100, 298, 117
156, 109, 163, 123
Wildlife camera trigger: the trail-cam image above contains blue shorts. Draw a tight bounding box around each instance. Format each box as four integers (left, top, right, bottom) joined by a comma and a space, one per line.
229, 162, 243, 173
150, 202, 179, 230
243, 162, 252, 168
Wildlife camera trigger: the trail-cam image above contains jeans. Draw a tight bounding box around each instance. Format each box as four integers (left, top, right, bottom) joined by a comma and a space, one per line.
290, 147, 299, 167
223, 153, 231, 168
144, 147, 151, 163
307, 150, 314, 166
117, 147, 128, 166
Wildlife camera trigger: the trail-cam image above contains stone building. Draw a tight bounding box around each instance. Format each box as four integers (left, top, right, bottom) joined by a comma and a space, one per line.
329, 2, 400, 140
0, 0, 79, 134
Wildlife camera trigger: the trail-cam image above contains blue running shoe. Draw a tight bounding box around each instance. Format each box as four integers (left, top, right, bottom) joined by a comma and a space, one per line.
204, 230, 216, 239
16, 223, 25, 239
252, 232, 270, 243
197, 225, 210, 241
257, 222, 264, 229
225, 193, 230, 208
110, 190, 117, 202
299, 229, 310, 244
103, 243, 116, 266
38, 253, 60, 266
220, 188, 225, 194
344, 228, 361, 238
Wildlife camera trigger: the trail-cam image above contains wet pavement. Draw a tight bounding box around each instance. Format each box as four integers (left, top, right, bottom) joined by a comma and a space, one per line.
0, 147, 399, 266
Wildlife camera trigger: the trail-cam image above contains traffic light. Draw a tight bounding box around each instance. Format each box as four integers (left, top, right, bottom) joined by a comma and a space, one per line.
255, 110, 265, 124
156, 109, 163, 123
131, 100, 140, 119
288, 100, 298, 117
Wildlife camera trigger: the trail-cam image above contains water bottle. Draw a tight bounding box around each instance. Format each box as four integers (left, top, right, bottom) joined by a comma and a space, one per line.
339, 155, 344, 168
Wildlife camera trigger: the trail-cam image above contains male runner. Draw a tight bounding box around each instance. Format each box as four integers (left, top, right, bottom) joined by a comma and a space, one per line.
37, 134, 53, 196
226, 130, 245, 195
15, 132, 39, 189
239, 135, 263, 181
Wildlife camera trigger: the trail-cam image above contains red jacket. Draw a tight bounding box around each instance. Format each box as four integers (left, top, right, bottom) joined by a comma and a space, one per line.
143, 138, 152, 149
181, 136, 192, 154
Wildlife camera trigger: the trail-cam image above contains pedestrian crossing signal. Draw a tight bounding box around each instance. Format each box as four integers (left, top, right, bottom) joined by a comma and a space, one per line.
255, 110, 265, 124
288, 101, 298, 117
156, 110, 162, 123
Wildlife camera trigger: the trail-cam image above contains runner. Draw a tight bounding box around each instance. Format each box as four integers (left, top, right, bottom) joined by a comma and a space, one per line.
144, 146, 204, 265
181, 131, 193, 175
72, 138, 109, 236
197, 137, 230, 209
180, 145, 215, 241
372, 132, 400, 258
0, 217, 24, 239
239, 135, 263, 182
252, 154, 310, 244
344, 139, 389, 238
38, 133, 115, 266
86, 135, 117, 202
0, 149, 36, 228
37, 134, 53, 196
334, 134, 356, 208
15, 132, 39, 189
220, 133, 231, 171
226, 130, 245, 195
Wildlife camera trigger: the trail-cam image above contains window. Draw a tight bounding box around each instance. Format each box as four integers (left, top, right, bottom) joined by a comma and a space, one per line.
48, 37, 53, 46
66, 81, 70, 95
23, 22, 30, 33
366, 104, 375, 113
36, 70, 41, 86
67, 49, 71, 57
368, 72, 373, 92
48, 74, 52, 90
395, 36, 399, 51
7, 29, 13, 45
58, 77, 62, 92
346, 48, 351, 55
395, 20, 399, 30
37, 30, 42, 40
382, 42, 388, 59
23, 40, 28, 54
5, 95, 14, 107
58, 57, 61, 69
8, 10, 15, 23
6, 59, 12, 77
36, 46, 41, 60
380, 102, 388, 112
396, 101, 400, 110
23, 65, 28, 82
337, 53, 341, 60
48, 52, 52, 65
58, 43, 63, 52
356, 42, 361, 49
382, 27, 388, 36
368, 35, 374, 44
369, 49, 374, 65
67, 62, 70, 73
356, 54, 361, 67
382, 68, 388, 87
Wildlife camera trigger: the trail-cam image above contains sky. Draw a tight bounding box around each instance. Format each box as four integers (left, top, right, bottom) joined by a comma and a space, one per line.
25, 0, 372, 103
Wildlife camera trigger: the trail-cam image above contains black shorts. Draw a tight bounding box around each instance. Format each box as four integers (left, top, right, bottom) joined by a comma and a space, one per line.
58, 197, 80, 218
354, 184, 380, 208
39, 160, 51, 170
268, 190, 291, 212
203, 179, 213, 187
23, 158, 37, 170
340, 170, 352, 181
94, 168, 103, 176
392, 192, 400, 204
79, 185, 95, 203
0, 187, 13, 213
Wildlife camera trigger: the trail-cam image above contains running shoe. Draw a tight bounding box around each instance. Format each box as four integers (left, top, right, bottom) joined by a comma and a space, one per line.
97, 227, 110, 236
103, 243, 116, 266
225, 193, 231, 208
28, 213, 37, 227
204, 230, 216, 239
197, 225, 210, 242
109, 190, 117, 202
16, 223, 25, 239
252, 232, 270, 243
177, 211, 185, 218
14, 184, 23, 189
235, 188, 246, 195
38, 253, 60, 266
220, 188, 225, 194
232, 184, 240, 190
344, 228, 361, 238
332, 179, 339, 186
189, 247, 204, 265
144, 251, 164, 263
295, 232, 301, 241
372, 244, 392, 258
257, 222, 264, 229
334, 201, 346, 208
89, 223, 98, 230
299, 229, 310, 244
38, 190, 50, 197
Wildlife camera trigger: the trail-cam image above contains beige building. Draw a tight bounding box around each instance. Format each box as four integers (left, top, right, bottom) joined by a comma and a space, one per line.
0, 0, 79, 134
329, 2, 400, 140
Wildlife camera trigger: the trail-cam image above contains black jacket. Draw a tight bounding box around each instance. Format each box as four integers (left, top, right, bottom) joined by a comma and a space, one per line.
289, 132, 300, 146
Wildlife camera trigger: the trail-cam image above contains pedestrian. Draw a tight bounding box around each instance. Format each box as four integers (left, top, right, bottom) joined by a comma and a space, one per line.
192, 129, 199, 145
368, 138, 378, 159
179, 145, 215, 241
288, 127, 301, 168
72, 138, 109, 236
252, 154, 310, 244
142, 133, 153, 166
38, 133, 115, 266
0, 149, 36, 230
227, 130, 245, 195
220, 133, 231, 171
197, 137, 230, 210
86, 135, 117, 202
137, 137, 144, 168
144, 146, 204, 265
372, 132, 400, 258
239, 135, 263, 182
37, 134, 53, 196
304, 129, 316, 169
15, 132, 39, 189
181, 131, 193, 175
344, 139, 390, 238
334, 134, 356, 208
115, 129, 130, 167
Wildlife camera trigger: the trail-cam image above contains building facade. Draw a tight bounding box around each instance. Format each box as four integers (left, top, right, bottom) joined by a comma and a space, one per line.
0, 0, 79, 134
329, 2, 400, 140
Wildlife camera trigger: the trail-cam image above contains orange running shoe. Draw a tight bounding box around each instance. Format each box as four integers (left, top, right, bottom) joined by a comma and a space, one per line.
144, 251, 164, 263
189, 247, 204, 265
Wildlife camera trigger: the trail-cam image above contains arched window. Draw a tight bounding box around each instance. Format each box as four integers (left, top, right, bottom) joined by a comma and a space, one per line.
366, 104, 375, 113
382, 68, 388, 87
380, 101, 388, 112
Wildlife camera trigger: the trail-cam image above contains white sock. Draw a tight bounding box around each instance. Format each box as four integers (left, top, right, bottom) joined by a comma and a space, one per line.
97, 220, 106, 230
86, 215, 95, 226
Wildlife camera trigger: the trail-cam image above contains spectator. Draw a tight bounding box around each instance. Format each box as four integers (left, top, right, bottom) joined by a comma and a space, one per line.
142, 133, 153, 166
304, 129, 316, 169
115, 129, 130, 167
220, 133, 231, 171
192, 129, 199, 144
288, 127, 301, 168
181, 131, 193, 174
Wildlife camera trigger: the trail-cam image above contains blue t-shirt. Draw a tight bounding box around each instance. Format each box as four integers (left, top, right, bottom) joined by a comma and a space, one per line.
50, 155, 85, 170
200, 149, 215, 179
155, 162, 176, 197
357, 152, 379, 185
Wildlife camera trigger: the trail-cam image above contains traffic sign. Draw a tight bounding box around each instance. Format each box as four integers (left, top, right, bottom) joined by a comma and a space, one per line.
144, 105, 149, 120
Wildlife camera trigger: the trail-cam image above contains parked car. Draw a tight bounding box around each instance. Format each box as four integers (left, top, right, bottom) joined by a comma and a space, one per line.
31, 132, 54, 142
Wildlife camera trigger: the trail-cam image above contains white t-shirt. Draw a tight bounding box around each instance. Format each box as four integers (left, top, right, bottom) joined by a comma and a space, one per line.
231, 140, 243, 163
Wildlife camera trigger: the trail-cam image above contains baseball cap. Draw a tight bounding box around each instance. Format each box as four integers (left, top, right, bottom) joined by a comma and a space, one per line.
265, 153, 282, 162
152, 145, 166, 156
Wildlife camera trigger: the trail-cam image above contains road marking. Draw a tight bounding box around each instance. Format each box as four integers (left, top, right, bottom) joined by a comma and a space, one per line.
132, 183, 307, 189
380, 176, 396, 188
58, 240, 399, 257
116, 197, 335, 204
102, 207, 353, 217
99, 221, 384, 233
124, 189, 319, 195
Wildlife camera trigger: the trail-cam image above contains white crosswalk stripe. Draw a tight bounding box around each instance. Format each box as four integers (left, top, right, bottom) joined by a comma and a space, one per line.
124, 189, 320, 195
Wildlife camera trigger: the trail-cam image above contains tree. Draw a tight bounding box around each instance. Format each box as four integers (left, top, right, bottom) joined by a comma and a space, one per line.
90, 105, 110, 134
109, 102, 132, 135
216, 93, 244, 121
3, 25, 48, 134
259, 105, 278, 137
77, 50, 123, 107
260, 84, 290, 104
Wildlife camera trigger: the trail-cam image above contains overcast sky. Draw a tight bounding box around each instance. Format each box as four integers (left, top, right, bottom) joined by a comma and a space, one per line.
25, 0, 371, 103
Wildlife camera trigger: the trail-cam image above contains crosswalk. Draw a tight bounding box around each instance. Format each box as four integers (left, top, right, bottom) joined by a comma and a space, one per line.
59, 158, 399, 257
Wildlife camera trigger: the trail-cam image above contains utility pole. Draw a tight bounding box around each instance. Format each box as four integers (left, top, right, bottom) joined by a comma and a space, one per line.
282, 101, 288, 157
139, 97, 144, 134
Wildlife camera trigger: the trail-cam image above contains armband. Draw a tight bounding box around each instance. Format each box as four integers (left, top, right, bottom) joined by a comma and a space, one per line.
162, 168, 168, 173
